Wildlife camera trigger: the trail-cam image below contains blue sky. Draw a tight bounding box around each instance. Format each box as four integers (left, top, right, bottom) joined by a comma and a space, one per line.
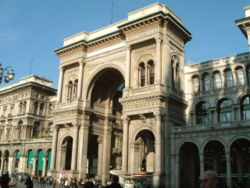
0, 0, 249, 88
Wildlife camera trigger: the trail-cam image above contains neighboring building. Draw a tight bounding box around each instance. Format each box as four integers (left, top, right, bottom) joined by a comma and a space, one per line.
0, 75, 56, 176
1, 2, 250, 188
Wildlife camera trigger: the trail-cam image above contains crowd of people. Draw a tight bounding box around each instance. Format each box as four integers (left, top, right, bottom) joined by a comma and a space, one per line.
0, 170, 248, 188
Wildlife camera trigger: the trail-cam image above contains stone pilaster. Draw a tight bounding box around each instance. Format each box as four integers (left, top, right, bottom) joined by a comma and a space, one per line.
32, 158, 37, 176
57, 67, 65, 102
153, 112, 162, 188
8, 156, 14, 175
155, 38, 162, 85
122, 115, 130, 173
42, 157, 47, 176
78, 118, 89, 179
97, 136, 103, 177
77, 62, 84, 99
225, 151, 232, 188
125, 45, 131, 89
71, 125, 79, 171
199, 152, 204, 175
101, 117, 112, 184
50, 125, 59, 171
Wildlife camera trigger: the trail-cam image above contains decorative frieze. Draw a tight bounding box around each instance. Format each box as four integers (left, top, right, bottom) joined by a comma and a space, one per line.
121, 95, 165, 111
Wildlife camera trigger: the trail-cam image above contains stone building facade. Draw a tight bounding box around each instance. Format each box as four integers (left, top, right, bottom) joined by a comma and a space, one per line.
0, 2, 250, 188
0, 75, 56, 177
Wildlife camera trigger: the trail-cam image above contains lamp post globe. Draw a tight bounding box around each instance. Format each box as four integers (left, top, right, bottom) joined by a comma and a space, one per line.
0, 63, 15, 84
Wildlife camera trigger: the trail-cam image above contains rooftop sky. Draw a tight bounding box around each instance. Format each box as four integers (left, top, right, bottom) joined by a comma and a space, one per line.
0, 0, 249, 88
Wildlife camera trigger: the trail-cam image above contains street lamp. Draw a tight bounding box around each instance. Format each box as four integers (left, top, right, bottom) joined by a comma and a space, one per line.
0, 63, 15, 84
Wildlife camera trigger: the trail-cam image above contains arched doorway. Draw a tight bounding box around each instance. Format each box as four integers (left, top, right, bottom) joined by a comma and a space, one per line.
27, 150, 34, 174
231, 138, 250, 186
14, 150, 21, 173
46, 149, 52, 173
179, 142, 200, 188
204, 141, 226, 184
87, 134, 98, 177
133, 130, 155, 174
2, 150, 9, 174
88, 68, 124, 180
37, 150, 44, 176
61, 136, 73, 170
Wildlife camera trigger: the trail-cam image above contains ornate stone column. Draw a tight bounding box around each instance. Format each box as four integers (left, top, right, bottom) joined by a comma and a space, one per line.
32, 158, 37, 176
225, 151, 232, 188
0, 158, 4, 174
199, 152, 204, 175
97, 136, 103, 177
42, 157, 47, 176
122, 116, 130, 173
101, 117, 112, 184
125, 45, 131, 89
153, 112, 162, 188
19, 155, 26, 173
232, 70, 237, 87
155, 38, 162, 84
71, 125, 79, 171
78, 117, 90, 179
77, 62, 84, 99
50, 125, 59, 171
57, 66, 65, 102
199, 77, 203, 93
8, 155, 14, 175
174, 154, 180, 188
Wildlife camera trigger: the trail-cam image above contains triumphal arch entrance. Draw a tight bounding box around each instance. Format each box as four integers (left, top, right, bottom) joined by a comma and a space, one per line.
51, 3, 191, 187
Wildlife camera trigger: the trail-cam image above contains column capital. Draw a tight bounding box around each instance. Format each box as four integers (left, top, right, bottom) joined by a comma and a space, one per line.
153, 111, 164, 117
125, 44, 132, 50
155, 37, 162, 43
52, 124, 59, 131
121, 115, 130, 122
97, 136, 103, 144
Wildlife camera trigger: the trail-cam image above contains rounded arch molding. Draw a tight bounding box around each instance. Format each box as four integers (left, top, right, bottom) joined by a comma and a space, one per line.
59, 134, 74, 147
200, 137, 226, 152
176, 140, 200, 154
84, 63, 125, 100
131, 126, 155, 143
136, 53, 155, 65
227, 135, 250, 149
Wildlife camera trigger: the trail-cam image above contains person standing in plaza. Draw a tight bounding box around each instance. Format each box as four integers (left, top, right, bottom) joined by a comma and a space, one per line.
105, 175, 122, 188
1, 172, 10, 188
25, 176, 34, 188
200, 170, 220, 188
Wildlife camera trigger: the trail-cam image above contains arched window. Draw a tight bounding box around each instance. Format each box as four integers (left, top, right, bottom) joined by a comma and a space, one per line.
19, 102, 22, 114
218, 99, 233, 122
67, 81, 73, 100
32, 121, 40, 137
241, 95, 250, 120
33, 102, 38, 115
213, 71, 222, 89
192, 75, 199, 93
224, 69, 233, 88
39, 103, 44, 116
23, 101, 27, 114
203, 73, 211, 91
235, 66, 245, 85
196, 101, 209, 124
148, 60, 155, 85
247, 65, 250, 85
73, 79, 78, 98
171, 55, 179, 89
139, 63, 145, 87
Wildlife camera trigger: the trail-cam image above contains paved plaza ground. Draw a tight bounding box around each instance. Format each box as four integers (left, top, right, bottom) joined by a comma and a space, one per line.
12, 181, 57, 188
